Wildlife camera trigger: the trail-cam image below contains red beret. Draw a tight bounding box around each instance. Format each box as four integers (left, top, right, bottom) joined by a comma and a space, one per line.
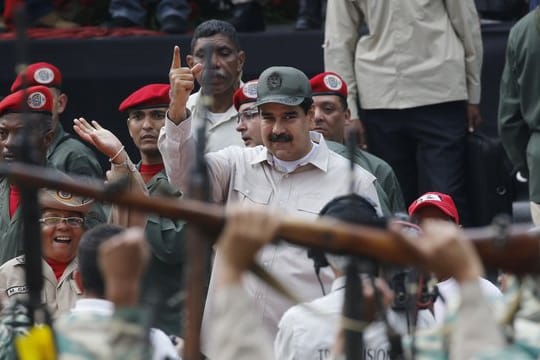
309, 72, 348, 99
11, 62, 62, 93
118, 84, 170, 112
233, 80, 258, 111
408, 192, 460, 225
0, 85, 54, 116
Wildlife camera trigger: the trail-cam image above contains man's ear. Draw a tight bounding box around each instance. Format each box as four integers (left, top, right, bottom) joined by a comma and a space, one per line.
236, 50, 246, 73
343, 108, 352, 126
43, 129, 55, 150
74, 270, 85, 293
126, 118, 134, 139
56, 93, 68, 115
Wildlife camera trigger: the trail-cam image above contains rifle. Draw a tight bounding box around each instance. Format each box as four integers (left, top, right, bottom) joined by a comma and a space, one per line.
11, 5, 56, 360
1, 162, 539, 275
183, 43, 214, 360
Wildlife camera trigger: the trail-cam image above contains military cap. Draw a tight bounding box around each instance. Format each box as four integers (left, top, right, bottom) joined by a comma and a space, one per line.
310, 72, 348, 100
0, 85, 54, 116
256, 66, 311, 107
118, 84, 170, 112
11, 62, 62, 92
232, 80, 258, 111
408, 192, 460, 224
39, 188, 94, 214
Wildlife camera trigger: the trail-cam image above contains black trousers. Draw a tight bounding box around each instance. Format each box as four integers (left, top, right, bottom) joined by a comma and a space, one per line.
363, 101, 469, 224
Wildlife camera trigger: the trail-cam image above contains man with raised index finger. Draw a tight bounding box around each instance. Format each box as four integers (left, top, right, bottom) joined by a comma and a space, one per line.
183, 19, 246, 153
160, 49, 383, 343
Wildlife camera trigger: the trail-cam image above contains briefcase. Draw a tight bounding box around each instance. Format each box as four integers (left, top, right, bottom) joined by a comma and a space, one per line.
466, 132, 515, 226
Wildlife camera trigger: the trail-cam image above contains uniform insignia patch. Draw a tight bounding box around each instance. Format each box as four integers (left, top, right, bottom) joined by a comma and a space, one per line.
33, 68, 55, 85
6, 286, 28, 297
323, 74, 342, 91
57, 191, 73, 200
267, 73, 282, 90
27, 92, 47, 109
416, 193, 442, 203
243, 81, 258, 98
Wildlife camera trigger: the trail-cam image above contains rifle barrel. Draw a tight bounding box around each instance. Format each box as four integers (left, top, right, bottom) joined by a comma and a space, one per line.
1, 162, 539, 274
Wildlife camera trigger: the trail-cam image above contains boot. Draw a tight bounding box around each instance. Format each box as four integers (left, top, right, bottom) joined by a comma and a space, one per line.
295, 0, 322, 31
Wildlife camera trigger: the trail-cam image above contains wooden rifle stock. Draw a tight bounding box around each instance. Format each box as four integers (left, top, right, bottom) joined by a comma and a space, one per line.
1, 162, 540, 275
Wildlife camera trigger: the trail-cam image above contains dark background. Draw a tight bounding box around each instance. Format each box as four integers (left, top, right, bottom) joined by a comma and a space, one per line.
0, 23, 511, 167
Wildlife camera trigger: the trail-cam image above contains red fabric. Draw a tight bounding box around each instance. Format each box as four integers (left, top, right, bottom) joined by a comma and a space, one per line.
2, 0, 22, 26
118, 84, 170, 112
310, 72, 348, 99
408, 192, 460, 224
233, 80, 258, 111
45, 258, 69, 281
0, 86, 54, 116
8, 185, 20, 218
140, 163, 164, 183
0, 26, 162, 40
11, 62, 63, 92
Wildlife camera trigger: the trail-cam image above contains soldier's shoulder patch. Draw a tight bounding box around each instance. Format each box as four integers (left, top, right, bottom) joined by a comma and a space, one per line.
6, 285, 28, 297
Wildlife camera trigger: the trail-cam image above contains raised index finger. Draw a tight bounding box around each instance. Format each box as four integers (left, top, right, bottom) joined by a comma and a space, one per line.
170, 46, 181, 70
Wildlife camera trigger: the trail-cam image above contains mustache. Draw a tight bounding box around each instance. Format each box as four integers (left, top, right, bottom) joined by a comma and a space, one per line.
269, 133, 293, 143
202, 70, 226, 79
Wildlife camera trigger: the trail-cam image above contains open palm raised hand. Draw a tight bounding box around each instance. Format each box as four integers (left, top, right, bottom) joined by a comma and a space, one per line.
73, 117, 124, 159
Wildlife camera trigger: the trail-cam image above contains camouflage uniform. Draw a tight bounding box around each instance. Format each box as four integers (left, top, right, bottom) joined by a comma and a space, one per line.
55, 308, 149, 360
0, 302, 30, 360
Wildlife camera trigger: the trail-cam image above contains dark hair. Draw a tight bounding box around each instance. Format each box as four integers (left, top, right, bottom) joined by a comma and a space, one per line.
299, 98, 314, 114
77, 224, 125, 297
338, 96, 348, 111
191, 20, 241, 52
3, 112, 53, 135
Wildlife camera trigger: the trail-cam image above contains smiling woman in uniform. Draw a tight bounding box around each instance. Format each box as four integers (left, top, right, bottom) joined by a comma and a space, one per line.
0, 187, 93, 318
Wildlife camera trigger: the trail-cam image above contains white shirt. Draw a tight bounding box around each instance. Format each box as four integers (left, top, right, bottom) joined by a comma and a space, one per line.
70, 299, 180, 360
186, 91, 244, 153
275, 277, 436, 360
434, 277, 502, 324
158, 116, 382, 346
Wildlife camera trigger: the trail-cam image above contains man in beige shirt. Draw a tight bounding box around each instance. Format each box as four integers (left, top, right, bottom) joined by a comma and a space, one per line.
185, 19, 246, 153
324, 0, 483, 225
161, 53, 382, 343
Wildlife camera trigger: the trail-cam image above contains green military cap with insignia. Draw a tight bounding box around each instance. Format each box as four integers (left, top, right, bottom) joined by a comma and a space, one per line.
256, 66, 312, 107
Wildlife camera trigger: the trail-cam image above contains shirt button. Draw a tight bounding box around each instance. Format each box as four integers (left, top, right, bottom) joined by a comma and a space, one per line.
263, 261, 270, 267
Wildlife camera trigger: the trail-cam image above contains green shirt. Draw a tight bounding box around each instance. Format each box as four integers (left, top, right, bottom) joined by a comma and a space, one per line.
326, 140, 406, 215
139, 167, 186, 336
0, 178, 24, 266
47, 125, 103, 179
498, 8, 540, 201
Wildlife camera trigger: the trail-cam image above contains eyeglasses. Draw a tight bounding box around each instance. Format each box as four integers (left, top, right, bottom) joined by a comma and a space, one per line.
236, 108, 259, 124
39, 217, 85, 228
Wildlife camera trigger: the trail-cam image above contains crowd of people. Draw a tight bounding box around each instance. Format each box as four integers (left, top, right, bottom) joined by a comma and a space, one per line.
0, 0, 538, 358
0, 0, 326, 34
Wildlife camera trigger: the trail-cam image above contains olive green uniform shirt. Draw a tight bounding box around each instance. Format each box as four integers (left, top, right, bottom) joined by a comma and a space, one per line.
47, 125, 103, 179
0, 178, 24, 266
327, 140, 405, 215
138, 166, 186, 336
498, 9, 540, 202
